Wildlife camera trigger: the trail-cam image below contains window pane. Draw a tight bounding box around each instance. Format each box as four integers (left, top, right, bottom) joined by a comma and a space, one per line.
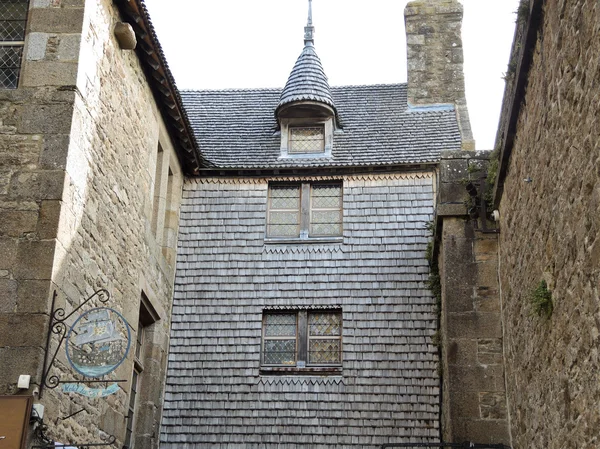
311, 185, 342, 208
0, 1, 28, 41
268, 185, 301, 238
263, 339, 296, 365
0, 45, 22, 89
309, 338, 341, 364
264, 313, 296, 336
289, 127, 324, 154
310, 184, 342, 237
309, 312, 342, 336
270, 186, 300, 209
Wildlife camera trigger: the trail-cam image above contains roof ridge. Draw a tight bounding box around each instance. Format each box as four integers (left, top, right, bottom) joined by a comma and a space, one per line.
181, 87, 283, 93
331, 82, 407, 89
181, 83, 408, 94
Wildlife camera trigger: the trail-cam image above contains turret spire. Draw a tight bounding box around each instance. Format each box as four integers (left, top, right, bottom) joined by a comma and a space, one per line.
304, 0, 314, 46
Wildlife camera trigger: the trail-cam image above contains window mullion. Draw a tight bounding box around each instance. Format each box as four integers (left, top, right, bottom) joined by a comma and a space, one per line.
297, 310, 308, 366
300, 183, 311, 239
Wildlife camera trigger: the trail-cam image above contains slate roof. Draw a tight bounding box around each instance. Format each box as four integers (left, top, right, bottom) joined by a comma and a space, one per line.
181, 83, 462, 170
276, 43, 336, 115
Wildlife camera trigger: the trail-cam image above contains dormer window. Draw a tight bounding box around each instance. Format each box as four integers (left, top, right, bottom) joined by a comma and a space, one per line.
279, 118, 333, 159
289, 126, 325, 154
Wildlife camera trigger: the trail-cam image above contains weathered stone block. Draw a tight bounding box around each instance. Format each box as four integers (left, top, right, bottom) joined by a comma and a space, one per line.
0, 210, 38, 237
439, 181, 466, 204
0, 237, 17, 271
0, 347, 44, 393
21, 61, 78, 87
0, 313, 48, 347
453, 418, 510, 444
477, 338, 503, 365
25, 32, 49, 61
441, 159, 468, 183
447, 312, 502, 339
479, 392, 507, 420
18, 102, 74, 134
16, 280, 52, 314
8, 170, 65, 200
448, 365, 505, 393
0, 280, 17, 313
14, 240, 56, 280
37, 200, 61, 239
58, 34, 81, 61
27, 7, 84, 34
446, 338, 477, 365
448, 390, 480, 419
39, 134, 70, 169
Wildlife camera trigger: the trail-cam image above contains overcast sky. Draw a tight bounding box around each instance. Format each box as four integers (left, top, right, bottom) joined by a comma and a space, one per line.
144, 0, 519, 151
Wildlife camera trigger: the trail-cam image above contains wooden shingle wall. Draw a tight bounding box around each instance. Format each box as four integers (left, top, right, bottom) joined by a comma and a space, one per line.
160, 172, 439, 448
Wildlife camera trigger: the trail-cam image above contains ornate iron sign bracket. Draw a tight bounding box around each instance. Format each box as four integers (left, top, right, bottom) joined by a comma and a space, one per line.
32, 434, 117, 448
39, 289, 128, 398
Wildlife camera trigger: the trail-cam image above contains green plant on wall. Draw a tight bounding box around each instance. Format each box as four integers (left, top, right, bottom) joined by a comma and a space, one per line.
529, 280, 553, 319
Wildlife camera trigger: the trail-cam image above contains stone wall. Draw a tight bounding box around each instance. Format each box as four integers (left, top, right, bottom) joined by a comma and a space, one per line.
0, 0, 84, 399
435, 151, 509, 444
497, 1, 600, 448
0, 1, 183, 448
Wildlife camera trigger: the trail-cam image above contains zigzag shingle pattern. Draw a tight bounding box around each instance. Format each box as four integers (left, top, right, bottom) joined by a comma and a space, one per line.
180, 84, 461, 169
160, 175, 440, 448
277, 44, 336, 113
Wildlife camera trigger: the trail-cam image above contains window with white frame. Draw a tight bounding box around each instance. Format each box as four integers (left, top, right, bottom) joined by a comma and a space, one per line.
261, 309, 342, 368
0, 1, 29, 89
266, 182, 342, 239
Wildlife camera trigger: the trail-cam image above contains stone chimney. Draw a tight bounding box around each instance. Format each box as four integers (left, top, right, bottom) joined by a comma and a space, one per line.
404, 0, 474, 150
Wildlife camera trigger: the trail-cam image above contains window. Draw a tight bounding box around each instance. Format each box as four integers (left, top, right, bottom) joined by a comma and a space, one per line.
266, 182, 342, 239
261, 309, 342, 371
0, 0, 29, 89
124, 318, 144, 449
125, 293, 159, 449
289, 126, 325, 154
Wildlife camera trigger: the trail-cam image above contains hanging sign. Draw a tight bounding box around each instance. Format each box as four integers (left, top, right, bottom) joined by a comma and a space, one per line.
60, 382, 120, 398
65, 307, 131, 379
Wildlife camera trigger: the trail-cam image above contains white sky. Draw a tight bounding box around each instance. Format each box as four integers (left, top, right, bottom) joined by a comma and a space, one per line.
144, 0, 519, 151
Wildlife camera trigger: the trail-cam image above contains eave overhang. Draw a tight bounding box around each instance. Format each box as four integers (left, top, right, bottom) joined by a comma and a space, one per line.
114, 0, 210, 175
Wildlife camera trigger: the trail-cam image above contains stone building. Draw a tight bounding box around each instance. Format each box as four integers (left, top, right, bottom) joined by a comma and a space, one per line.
432, 0, 600, 448
7, 0, 597, 448
0, 0, 201, 448
158, 1, 474, 448
492, 0, 600, 448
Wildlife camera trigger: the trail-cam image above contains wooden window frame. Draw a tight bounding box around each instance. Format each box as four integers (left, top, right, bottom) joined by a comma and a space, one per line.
265, 181, 343, 242
260, 309, 342, 375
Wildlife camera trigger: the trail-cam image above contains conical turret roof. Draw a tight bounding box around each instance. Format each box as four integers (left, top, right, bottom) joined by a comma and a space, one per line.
276, 0, 336, 117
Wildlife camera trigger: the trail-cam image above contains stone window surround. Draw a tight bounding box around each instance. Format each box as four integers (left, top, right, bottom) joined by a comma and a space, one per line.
126, 291, 161, 449
264, 181, 343, 244
279, 117, 333, 159
260, 309, 343, 376
150, 131, 183, 269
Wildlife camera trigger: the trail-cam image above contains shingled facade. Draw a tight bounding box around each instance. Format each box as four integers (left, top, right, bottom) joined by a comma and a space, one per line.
159, 1, 468, 447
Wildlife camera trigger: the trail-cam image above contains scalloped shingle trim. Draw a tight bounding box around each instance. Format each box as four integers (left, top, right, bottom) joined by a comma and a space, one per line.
188, 172, 433, 185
